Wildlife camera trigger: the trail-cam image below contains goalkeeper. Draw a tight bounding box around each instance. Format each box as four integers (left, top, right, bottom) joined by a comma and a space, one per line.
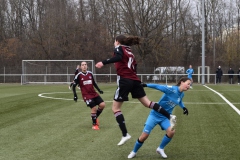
72, 61, 105, 130
127, 77, 190, 159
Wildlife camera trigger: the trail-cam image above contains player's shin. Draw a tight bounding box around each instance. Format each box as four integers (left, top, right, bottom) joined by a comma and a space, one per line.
115, 111, 128, 136
91, 113, 97, 125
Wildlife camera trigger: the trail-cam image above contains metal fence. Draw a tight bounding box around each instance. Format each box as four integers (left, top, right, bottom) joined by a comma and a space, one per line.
1, 73, 239, 85
0, 66, 239, 84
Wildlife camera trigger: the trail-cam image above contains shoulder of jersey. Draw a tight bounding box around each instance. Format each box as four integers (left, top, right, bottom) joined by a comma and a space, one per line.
115, 45, 121, 51
77, 71, 92, 75
87, 71, 93, 74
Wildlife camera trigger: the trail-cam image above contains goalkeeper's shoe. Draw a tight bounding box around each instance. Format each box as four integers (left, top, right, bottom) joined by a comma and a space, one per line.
156, 147, 167, 159
170, 115, 177, 131
92, 124, 99, 130
117, 133, 131, 146
127, 151, 136, 159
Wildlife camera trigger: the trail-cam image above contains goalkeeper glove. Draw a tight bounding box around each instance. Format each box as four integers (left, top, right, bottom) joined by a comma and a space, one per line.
74, 95, 78, 102
99, 90, 103, 94
141, 83, 147, 87
183, 107, 188, 115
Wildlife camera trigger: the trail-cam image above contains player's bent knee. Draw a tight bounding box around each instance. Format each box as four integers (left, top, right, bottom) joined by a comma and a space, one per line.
139, 132, 149, 142
166, 127, 175, 138
99, 102, 105, 109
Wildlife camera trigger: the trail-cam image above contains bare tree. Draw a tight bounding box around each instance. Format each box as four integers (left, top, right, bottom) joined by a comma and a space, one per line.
0, 0, 240, 74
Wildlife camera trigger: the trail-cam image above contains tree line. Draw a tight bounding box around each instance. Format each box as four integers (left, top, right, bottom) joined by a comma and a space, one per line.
0, 0, 239, 74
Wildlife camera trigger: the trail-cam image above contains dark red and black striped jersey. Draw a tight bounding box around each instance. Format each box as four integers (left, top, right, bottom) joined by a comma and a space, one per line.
114, 45, 140, 81
74, 71, 99, 101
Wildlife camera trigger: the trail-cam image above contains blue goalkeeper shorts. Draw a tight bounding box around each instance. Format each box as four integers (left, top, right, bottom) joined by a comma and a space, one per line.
142, 113, 170, 134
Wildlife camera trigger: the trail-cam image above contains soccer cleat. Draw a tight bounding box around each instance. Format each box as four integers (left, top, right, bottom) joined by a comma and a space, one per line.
117, 133, 131, 146
190, 86, 193, 89
96, 118, 99, 126
92, 125, 100, 130
127, 151, 136, 159
170, 115, 177, 131
156, 147, 167, 159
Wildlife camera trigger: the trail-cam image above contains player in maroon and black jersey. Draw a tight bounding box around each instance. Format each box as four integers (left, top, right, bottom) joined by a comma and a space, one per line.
72, 61, 105, 130
69, 65, 80, 90
95, 35, 176, 145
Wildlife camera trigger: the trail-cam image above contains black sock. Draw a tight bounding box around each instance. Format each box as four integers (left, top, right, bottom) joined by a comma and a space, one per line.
114, 111, 127, 136
96, 108, 103, 117
149, 102, 170, 119
137, 138, 144, 144
91, 113, 97, 125
166, 134, 170, 138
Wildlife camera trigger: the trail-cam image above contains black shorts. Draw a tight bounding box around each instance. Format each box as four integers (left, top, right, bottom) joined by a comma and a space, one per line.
114, 76, 146, 102
85, 96, 104, 108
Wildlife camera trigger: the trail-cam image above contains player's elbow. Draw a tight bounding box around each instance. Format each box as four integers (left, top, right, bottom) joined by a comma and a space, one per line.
72, 83, 77, 88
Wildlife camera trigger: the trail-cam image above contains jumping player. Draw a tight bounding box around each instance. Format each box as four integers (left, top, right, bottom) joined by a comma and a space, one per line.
72, 61, 105, 130
95, 34, 176, 145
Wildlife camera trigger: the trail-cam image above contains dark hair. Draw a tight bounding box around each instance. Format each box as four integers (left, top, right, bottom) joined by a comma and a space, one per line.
81, 61, 87, 65
176, 77, 191, 86
115, 35, 141, 46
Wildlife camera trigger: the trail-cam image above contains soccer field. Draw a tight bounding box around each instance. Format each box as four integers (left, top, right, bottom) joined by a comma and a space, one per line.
0, 83, 240, 160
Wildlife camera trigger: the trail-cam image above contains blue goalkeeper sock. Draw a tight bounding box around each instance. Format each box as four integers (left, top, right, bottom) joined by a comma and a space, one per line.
159, 134, 172, 149
133, 139, 144, 153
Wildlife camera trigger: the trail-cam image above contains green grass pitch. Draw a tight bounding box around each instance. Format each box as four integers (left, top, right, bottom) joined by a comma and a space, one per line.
0, 83, 240, 160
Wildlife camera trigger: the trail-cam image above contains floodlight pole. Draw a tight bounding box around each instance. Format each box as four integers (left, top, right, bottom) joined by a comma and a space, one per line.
238, 4, 240, 59
201, 0, 205, 85
213, 0, 216, 69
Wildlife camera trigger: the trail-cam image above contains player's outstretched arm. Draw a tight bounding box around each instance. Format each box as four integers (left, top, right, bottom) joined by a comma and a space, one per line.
96, 51, 122, 68
95, 62, 104, 68
141, 83, 147, 87
92, 75, 103, 94
72, 83, 78, 102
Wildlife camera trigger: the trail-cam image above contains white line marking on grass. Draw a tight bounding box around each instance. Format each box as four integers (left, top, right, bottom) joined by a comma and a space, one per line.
38, 92, 240, 107
184, 102, 240, 104
204, 85, 240, 115
38, 92, 240, 105
38, 92, 73, 101
38, 92, 141, 103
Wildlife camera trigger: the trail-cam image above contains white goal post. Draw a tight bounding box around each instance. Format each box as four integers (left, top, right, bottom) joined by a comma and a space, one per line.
21, 60, 95, 85
197, 66, 210, 83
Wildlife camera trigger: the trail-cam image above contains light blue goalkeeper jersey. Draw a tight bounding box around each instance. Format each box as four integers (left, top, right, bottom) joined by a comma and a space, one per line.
186, 68, 194, 78
147, 83, 185, 119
